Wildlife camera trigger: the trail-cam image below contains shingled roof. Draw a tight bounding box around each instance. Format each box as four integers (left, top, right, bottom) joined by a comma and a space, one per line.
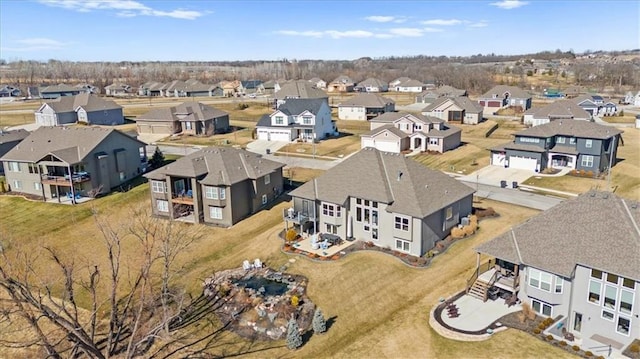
476, 191, 640, 280
370, 112, 443, 125
480, 85, 531, 100
274, 80, 328, 100
137, 102, 228, 122
516, 119, 622, 139
1, 126, 143, 164
338, 93, 394, 108
0, 129, 29, 145
276, 98, 327, 116
144, 147, 284, 186
289, 148, 475, 218
39, 93, 122, 113
524, 100, 590, 119
422, 96, 482, 113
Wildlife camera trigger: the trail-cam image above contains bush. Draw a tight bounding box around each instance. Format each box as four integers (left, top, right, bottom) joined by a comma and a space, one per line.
630, 344, 640, 353
291, 295, 299, 307
584, 351, 593, 357
546, 335, 554, 341
236, 103, 249, 110
558, 340, 567, 346
572, 345, 580, 351
451, 227, 464, 239
463, 224, 476, 236
286, 229, 298, 243
533, 328, 541, 335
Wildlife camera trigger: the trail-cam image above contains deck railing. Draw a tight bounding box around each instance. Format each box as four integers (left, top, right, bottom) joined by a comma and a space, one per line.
465, 259, 494, 293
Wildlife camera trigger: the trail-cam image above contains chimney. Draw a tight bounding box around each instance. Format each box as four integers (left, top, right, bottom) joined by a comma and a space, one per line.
397, 171, 403, 181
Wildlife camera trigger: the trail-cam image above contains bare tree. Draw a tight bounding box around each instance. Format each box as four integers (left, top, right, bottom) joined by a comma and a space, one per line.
0, 205, 246, 358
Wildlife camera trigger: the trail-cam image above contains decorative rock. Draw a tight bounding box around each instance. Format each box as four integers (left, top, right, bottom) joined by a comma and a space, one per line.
268, 312, 278, 323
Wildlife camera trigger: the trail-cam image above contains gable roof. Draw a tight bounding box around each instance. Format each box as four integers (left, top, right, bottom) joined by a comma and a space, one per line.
476, 191, 640, 280
397, 79, 424, 87
516, 119, 622, 140
361, 124, 408, 139
480, 85, 531, 100
275, 98, 327, 116
40, 84, 80, 93
524, 99, 590, 119
137, 102, 228, 122
274, 80, 328, 100
39, 93, 122, 113
338, 93, 394, 108
435, 85, 467, 97
289, 148, 475, 218
0, 126, 143, 164
422, 96, 482, 113
144, 146, 284, 186
0, 129, 29, 145
241, 80, 262, 89
356, 78, 387, 88
330, 75, 354, 84
370, 111, 443, 125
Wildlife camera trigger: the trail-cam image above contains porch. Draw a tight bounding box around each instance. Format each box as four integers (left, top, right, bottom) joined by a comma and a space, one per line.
41, 172, 91, 186
466, 257, 520, 302
548, 152, 577, 169
283, 207, 315, 225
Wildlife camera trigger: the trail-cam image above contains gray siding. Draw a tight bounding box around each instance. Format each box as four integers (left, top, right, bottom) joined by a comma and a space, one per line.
85, 108, 124, 126
442, 131, 461, 152
505, 150, 546, 168
514, 136, 546, 150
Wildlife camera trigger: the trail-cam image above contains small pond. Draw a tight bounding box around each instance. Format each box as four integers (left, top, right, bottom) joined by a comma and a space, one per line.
234, 276, 290, 297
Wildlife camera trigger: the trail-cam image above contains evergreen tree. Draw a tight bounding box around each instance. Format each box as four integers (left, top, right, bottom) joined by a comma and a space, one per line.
149, 147, 165, 169
286, 317, 302, 350
312, 307, 326, 334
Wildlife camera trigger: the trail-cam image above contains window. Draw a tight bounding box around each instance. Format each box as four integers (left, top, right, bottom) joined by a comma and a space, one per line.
555, 277, 563, 294
325, 223, 337, 234
322, 203, 341, 217
205, 186, 218, 199
264, 174, 271, 185
557, 136, 565, 144
261, 194, 268, 204
604, 285, 617, 309
591, 269, 603, 279
617, 316, 630, 335
394, 216, 409, 231
209, 206, 222, 219
12, 180, 21, 189
185, 121, 192, 130
620, 290, 633, 315
372, 228, 378, 240
601, 310, 614, 321
531, 299, 552, 317
156, 199, 169, 212
623, 277, 635, 289
528, 268, 552, 292
520, 137, 540, 143
445, 206, 453, 220
395, 238, 410, 253
7, 161, 19, 172
220, 187, 226, 200
569, 137, 576, 145
588, 280, 601, 304
581, 155, 594, 168
151, 180, 166, 193
607, 273, 619, 284
275, 116, 284, 125
585, 139, 593, 148
303, 116, 312, 124
28, 163, 38, 174
34, 182, 41, 191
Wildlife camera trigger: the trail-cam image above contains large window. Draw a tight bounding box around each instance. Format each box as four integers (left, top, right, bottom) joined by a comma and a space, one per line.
322, 203, 341, 217
585, 139, 593, 148
531, 299, 552, 317
7, 161, 20, 172
581, 155, 594, 168
395, 238, 410, 253
205, 186, 225, 200
209, 206, 222, 219
151, 180, 166, 193
264, 174, 271, 185
275, 116, 284, 125
520, 137, 540, 143
617, 316, 630, 336
589, 280, 601, 304
620, 290, 633, 315
303, 116, 312, 124
394, 216, 409, 231
156, 199, 169, 212
604, 285, 617, 309
528, 268, 552, 292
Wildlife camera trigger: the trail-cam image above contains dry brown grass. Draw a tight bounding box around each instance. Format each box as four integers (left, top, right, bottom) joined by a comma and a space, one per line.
0, 182, 575, 358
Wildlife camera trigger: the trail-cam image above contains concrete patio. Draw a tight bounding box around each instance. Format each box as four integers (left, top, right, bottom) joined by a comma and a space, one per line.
441, 294, 522, 332
290, 234, 356, 258
45, 196, 94, 205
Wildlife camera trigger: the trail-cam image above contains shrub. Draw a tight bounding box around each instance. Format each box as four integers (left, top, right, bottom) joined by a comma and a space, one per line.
558, 340, 567, 346
463, 224, 476, 236
546, 335, 554, 341
286, 229, 298, 243
584, 351, 593, 357
290, 295, 299, 307
236, 103, 249, 110
572, 345, 580, 351
586, 171, 594, 178
312, 308, 327, 334
451, 227, 464, 239
537, 323, 546, 330
533, 328, 541, 335
630, 344, 640, 353
286, 317, 302, 350
521, 303, 536, 322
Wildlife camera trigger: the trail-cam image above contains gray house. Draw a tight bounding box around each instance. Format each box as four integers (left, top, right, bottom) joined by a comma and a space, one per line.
274, 80, 328, 107
491, 120, 622, 172
35, 93, 124, 126
421, 96, 483, 125
136, 102, 229, 136
478, 85, 532, 113
337, 93, 395, 121
523, 100, 591, 126
471, 191, 639, 356
39, 84, 82, 99
0, 129, 29, 175
1, 126, 146, 202
144, 147, 284, 227
286, 148, 475, 257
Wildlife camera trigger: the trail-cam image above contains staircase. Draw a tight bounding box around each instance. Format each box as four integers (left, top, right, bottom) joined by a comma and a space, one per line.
468, 278, 490, 301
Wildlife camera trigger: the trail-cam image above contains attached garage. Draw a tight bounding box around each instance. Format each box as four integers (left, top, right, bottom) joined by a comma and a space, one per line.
257, 129, 291, 141
508, 156, 538, 171
371, 139, 399, 153
492, 152, 506, 166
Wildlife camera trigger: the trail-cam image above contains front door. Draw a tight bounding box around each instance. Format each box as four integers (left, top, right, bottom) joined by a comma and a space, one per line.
573, 312, 582, 332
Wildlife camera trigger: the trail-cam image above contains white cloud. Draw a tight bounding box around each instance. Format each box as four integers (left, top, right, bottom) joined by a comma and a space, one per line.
421, 19, 463, 26
275, 30, 324, 38
364, 15, 407, 23
275, 30, 373, 39
38, 0, 204, 19
490, 0, 529, 9
389, 28, 426, 37
468, 21, 489, 28
422, 27, 444, 33
1, 38, 70, 52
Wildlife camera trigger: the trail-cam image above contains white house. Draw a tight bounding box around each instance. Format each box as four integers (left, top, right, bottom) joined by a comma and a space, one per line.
394, 79, 424, 93
337, 93, 395, 121
255, 98, 336, 142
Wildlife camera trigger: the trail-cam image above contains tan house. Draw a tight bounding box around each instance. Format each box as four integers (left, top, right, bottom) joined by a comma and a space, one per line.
1, 126, 146, 203
0, 129, 29, 175
421, 96, 484, 125
361, 112, 461, 154
337, 93, 395, 121
307, 77, 326, 89
326, 75, 355, 93
144, 147, 285, 227
136, 102, 229, 136
220, 80, 242, 97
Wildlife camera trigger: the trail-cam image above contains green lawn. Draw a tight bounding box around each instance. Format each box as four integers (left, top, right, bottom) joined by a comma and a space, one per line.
0, 182, 577, 358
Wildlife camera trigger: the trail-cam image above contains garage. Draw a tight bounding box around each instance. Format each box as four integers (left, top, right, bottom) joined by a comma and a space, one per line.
508, 156, 538, 171
257, 130, 291, 141
374, 140, 400, 153
492, 152, 506, 166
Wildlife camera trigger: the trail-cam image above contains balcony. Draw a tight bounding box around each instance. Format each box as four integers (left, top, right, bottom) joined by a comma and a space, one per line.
283, 208, 314, 224
41, 172, 91, 186
172, 190, 194, 205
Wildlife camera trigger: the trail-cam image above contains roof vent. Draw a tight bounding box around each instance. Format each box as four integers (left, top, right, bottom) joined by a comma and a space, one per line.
602, 193, 609, 199
630, 203, 638, 209
590, 192, 596, 197
397, 171, 403, 181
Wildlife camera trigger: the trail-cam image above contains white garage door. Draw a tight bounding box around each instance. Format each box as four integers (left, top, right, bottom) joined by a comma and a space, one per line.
508, 156, 537, 170
374, 140, 400, 153
258, 130, 290, 141
492, 153, 505, 166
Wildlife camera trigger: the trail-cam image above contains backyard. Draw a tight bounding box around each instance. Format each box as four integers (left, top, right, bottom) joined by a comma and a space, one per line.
0, 180, 576, 358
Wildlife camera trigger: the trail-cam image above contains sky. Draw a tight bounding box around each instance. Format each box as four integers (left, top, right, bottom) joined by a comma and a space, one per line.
0, 0, 639, 62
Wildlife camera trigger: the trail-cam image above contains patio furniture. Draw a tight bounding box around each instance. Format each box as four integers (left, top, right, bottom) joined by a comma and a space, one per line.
242, 260, 252, 271
488, 287, 500, 300
447, 312, 459, 318
254, 258, 262, 268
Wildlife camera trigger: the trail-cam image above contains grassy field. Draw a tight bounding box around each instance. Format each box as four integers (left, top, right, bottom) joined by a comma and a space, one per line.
600, 114, 638, 124
0, 178, 576, 358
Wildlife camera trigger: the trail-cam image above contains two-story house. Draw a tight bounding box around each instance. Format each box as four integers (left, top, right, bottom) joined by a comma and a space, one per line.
1, 126, 146, 203
574, 95, 618, 117
35, 93, 124, 126
354, 78, 388, 93
337, 93, 395, 121
144, 147, 284, 227
523, 100, 591, 126
136, 102, 229, 136
478, 85, 532, 114
273, 80, 328, 108
490, 120, 622, 172
255, 98, 336, 142
470, 191, 639, 357
285, 148, 475, 257
326, 75, 355, 93
360, 112, 461, 154
421, 96, 484, 125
